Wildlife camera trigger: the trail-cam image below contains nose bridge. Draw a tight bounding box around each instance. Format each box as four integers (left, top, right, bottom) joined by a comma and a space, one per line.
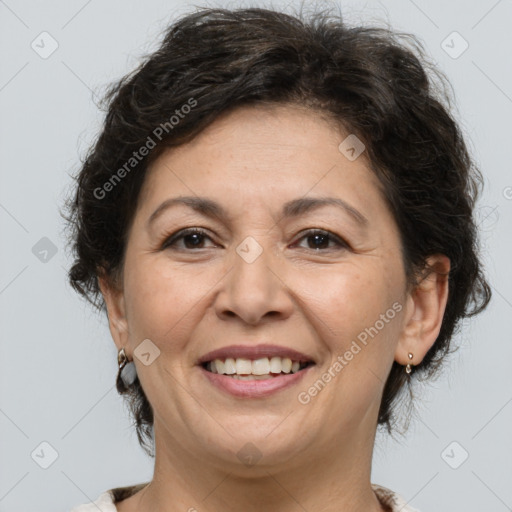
232, 234, 277, 300
216, 234, 292, 324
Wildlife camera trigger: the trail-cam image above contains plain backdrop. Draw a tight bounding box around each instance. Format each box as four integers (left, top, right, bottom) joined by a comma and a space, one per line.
0, 0, 511, 511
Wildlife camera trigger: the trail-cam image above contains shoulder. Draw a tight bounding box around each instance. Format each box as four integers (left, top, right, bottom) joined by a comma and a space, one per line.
72, 482, 418, 512
372, 483, 422, 512
69, 482, 149, 512
69, 490, 116, 512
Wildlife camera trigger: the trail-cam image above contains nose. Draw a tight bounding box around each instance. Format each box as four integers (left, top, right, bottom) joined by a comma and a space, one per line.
214, 241, 294, 326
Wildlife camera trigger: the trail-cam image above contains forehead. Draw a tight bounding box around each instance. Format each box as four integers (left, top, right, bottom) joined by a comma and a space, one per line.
167, 104, 349, 164
139, 104, 383, 213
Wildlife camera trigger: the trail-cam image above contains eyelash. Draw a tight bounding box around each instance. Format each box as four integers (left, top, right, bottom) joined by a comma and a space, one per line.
161, 227, 350, 252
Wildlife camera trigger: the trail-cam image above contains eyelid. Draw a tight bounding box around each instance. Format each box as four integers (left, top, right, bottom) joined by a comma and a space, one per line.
291, 228, 350, 250
161, 226, 350, 252
161, 227, 216, 249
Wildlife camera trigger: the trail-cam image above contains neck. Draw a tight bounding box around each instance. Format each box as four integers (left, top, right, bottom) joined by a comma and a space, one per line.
133, 408, 385, 512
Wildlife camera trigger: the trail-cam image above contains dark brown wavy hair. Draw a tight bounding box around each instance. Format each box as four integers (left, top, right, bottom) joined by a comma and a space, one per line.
62, 5, 491, 457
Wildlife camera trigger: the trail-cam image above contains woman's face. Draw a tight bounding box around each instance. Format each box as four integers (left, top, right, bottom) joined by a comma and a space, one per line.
102, 104, 418, 471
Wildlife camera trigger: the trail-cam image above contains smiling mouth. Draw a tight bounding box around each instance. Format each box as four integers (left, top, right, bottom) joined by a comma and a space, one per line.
201, 356, 314, 380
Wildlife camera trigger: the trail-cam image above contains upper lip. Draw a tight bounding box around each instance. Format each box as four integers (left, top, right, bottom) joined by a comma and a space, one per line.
197, 344, 315, 365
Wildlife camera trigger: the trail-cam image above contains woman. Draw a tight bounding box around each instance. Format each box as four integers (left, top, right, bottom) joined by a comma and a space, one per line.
64, 6, 491, 512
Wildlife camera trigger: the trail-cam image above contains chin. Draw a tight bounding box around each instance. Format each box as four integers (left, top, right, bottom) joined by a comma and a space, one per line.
196, 423, 309, 471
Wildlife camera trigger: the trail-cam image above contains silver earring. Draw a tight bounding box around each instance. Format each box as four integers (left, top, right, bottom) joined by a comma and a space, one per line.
405, 352, 413, 374
116, 347, 137, 392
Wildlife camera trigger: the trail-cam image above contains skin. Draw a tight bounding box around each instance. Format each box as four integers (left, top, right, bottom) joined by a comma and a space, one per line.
99, 104, 450, 512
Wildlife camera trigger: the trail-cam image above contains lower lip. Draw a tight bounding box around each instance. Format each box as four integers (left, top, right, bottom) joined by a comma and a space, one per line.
199, 365, 313, 398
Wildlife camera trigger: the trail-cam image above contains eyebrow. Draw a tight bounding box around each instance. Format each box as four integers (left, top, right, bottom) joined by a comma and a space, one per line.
146, 195, 369, 229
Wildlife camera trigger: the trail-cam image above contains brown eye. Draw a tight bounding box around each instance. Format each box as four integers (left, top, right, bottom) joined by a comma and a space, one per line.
293, 229, 349, 251
162, 228, 216, 250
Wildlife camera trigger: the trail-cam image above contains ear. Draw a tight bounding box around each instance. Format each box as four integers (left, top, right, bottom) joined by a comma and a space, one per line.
395, 254, 451, 367
98, 273, 129, 353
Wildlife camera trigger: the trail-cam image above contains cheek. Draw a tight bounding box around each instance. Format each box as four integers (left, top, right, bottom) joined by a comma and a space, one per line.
301, 268, 402, 439
302, 260, 404, 400
302, 266, 404, 423
122, 256, 207, 349
303, 262, 398, 339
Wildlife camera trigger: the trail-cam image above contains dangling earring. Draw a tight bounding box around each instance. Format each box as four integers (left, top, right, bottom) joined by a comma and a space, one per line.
116, 347, 137, 393
405, 352, 413, 374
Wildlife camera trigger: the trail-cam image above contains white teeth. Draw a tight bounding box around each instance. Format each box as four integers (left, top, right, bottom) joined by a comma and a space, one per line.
269, 356, 282, 373
252, 358, 270, 375
207, 356, 308, 376
232, 374, 272, 381
236, 358, 252, 375
224, 358, 236, 374
281, 357, 292, 373
215, 360, 225, 374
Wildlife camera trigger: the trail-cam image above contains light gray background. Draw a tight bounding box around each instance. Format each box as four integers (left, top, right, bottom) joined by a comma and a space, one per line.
0, 0, 511, 511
